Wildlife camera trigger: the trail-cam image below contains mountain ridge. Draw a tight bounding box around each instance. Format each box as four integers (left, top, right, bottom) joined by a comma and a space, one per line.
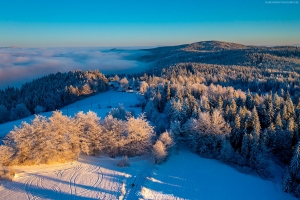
139, 40, 300, 73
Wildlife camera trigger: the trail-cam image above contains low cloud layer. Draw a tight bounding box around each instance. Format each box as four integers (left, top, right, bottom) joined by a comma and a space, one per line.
0, 47, 149, 89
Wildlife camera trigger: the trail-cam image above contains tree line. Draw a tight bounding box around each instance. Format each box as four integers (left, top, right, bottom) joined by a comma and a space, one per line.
0, 106, 173, 168
0, 70, 109, 124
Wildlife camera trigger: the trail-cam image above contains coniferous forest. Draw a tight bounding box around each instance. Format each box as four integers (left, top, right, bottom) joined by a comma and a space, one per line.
0, 70, 108, 123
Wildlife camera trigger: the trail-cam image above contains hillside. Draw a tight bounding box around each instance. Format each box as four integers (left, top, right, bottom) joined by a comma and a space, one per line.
139, 41, 300, 73
0, 143, 296, 200
140, 145, 295, 200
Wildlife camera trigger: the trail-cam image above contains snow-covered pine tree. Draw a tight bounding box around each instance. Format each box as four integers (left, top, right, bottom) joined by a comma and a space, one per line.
275, 112, 283, 130
220, 139, 235, 163
241, 133, 251, 159
289, 141, 300, 176
9, 103, 31, 121
282, 105, 289, 123
286, 95, 295, 119
246, 89, 254, 110
183, 109, 230, 156
230, 114, 243, 150
264, 99, 274, 128
273, 92, 282, 113
217, 96, 223, 112
164, 82, 171, 102
266, 123, 276, 150
170, 120, 182, 141
282, 169, 293, 193
227, 99, 237, 122
251, 107, 261, 141
0, 105, 9, 123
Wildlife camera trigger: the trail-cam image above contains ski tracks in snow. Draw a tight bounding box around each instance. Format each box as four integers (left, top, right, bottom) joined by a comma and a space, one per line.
123, 159, 153, 200
0, 162, 112, 200
0, 156, 155, 200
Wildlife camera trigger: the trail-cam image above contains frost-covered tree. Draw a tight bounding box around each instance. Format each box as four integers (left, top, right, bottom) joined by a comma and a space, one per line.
282, 142, 300, 196
169, 98, 182, 122
184, 109, 231, 156
170, 120, 182, 141
264, 99, 274, 128
108, 104, 134, 120
113, 75, 120, 82
159, 131, 174, 149
241, 133, 251, 159
101, 114, 127, 156
139, 81, 149, 94
227, 99, 237, 122
200, 96, 210, 112
4, 116, 47, 165
289, 141, 300, 175
0, 146, 15, 166
230, 115, 243, 150
266, 123, 276, 150
286, 94, 295, 119
217, 97, 223, 112
220, 139, 235, 163
119, 77, 129, 90
154, 90, 164, 113
251, 107, 261, 141
282, 105, 289, 122
9, 103, 31, 121
0, 105, 9, 123
275, 112, 283, 130
74, 111, 103, 155
34, 105, 45, 114
46, 111, 81, 162
282, 169, 293, 193
4, 112, 80, 165
273, 93, 282, 113
164, 83, 171, 102
153, 140, 167, 164
246, 90, 254, 110
122, 114, 154, 156
144, 100, 156, 119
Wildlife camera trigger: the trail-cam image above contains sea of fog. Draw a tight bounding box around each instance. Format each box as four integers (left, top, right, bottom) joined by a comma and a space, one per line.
0, 47, 151, 89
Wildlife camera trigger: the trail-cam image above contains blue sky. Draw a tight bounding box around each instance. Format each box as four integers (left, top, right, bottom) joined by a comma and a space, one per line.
0, 0, 299, 47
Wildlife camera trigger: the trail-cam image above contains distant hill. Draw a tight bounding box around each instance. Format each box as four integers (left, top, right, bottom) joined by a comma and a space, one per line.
139, 40, 300, 73
0, 46, 21, 49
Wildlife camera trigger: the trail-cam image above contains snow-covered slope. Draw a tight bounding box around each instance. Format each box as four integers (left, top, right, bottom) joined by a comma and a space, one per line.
0, 90, 141, 137
0, 145, 296, 200
0, 155, 153, 200
140, 146, 296, 200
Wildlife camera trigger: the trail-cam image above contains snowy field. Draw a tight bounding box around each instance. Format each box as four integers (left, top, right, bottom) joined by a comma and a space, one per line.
0, 90, 141, 137
0, 90, 297, 199
0, 146, 296, 200
140, 146, 296, 200
0, 154, 153, 200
